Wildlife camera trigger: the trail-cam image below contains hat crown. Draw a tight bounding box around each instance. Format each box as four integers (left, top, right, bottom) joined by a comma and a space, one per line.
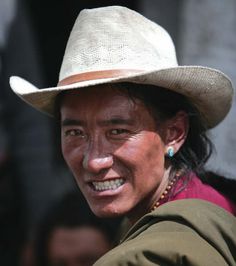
59, 6, 178, 81
9, 6, 233, 129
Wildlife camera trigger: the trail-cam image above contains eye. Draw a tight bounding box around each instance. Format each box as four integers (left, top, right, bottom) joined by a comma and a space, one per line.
64, 129, 85, 138
108, 128, 132, 140
110, 128, 129, 135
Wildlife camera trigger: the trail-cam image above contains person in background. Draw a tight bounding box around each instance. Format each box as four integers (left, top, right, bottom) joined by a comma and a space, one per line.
34, 192, 118, 266
10, 6, 236, 265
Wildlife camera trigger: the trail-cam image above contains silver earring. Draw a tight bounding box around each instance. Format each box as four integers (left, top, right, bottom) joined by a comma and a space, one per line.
166, 146, 174, 158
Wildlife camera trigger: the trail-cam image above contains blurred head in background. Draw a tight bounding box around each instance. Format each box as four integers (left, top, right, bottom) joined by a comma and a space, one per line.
34, 192, 118, 266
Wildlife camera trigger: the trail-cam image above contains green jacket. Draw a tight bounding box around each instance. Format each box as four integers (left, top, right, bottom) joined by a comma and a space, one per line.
94, 199, 236, 265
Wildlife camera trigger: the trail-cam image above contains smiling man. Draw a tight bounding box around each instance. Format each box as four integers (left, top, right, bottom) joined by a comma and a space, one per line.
10, 6, 236, 266
59, 85, 185, 224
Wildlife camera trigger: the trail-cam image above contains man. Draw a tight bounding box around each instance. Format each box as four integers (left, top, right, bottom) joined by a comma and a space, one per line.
9, 6, 236, 265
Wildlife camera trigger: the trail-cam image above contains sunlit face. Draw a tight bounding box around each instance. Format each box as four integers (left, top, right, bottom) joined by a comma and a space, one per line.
48, 226, 110, 266
61, 85, 169, 222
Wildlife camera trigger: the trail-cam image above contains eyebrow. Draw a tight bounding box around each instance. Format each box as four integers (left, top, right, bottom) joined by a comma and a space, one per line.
98, 118, 134, 126
61, 117, 134, 127
61, 118, 84, 127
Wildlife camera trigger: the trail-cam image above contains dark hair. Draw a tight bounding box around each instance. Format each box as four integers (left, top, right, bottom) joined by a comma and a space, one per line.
34, 191, 121, 266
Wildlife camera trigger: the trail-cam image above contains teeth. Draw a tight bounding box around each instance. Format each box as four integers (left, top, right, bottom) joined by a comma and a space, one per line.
92, 179, 124, 191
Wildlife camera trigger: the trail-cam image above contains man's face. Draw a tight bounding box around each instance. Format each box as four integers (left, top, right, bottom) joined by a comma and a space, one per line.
48, 226, 110, 266
61, 85, 168, 221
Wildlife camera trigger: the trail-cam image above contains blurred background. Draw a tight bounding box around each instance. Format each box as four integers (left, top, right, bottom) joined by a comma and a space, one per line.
0, 0, 235, 265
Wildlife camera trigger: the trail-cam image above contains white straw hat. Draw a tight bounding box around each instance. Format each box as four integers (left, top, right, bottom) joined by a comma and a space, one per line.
9, 6, 234, 128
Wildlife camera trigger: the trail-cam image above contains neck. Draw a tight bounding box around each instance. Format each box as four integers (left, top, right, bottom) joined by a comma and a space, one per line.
127, 167, 172, 225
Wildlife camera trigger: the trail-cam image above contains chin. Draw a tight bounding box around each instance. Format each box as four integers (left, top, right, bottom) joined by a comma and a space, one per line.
90, 204, 127, 218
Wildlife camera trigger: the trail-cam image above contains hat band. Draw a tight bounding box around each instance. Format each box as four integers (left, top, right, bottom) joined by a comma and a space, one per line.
58, 69, 143, 86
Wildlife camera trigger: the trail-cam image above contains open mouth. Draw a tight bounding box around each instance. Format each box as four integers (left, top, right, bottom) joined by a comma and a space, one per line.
92, 178, 125, 191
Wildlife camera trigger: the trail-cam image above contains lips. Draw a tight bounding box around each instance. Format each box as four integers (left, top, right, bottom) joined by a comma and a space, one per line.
92, 178, 125, 191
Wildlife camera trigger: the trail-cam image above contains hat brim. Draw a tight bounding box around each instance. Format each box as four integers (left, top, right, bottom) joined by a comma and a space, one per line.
9, 66, 233, 128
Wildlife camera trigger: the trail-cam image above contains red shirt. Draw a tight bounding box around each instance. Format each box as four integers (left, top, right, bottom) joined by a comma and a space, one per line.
165, 173, 236, 215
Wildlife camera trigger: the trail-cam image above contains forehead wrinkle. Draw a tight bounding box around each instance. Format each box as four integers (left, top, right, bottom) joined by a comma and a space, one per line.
60, 85, 154, 128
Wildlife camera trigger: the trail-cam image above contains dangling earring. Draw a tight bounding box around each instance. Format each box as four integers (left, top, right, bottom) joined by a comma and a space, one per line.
166, 146, 174, 158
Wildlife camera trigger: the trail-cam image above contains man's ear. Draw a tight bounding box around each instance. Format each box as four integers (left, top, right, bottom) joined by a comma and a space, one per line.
163, 111, 189, 155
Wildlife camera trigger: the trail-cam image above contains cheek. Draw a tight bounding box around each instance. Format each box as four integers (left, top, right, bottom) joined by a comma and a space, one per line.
145, 136, 165, 164
61, 139, 71, 163
61, 141, 83, 171
114, 133, 165, 171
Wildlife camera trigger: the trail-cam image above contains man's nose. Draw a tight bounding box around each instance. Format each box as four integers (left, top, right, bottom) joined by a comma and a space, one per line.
82, 141, 113, 173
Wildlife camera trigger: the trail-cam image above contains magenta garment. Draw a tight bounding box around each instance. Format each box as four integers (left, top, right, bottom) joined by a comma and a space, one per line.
166, 173, 236, 215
